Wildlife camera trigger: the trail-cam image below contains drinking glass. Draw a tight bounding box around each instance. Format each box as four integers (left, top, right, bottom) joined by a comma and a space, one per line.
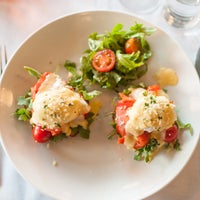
164, 0, 200, 28
119, 0, 161, 14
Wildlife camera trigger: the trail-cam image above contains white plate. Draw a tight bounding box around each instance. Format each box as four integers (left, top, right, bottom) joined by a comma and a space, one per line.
0, 11, 200, 200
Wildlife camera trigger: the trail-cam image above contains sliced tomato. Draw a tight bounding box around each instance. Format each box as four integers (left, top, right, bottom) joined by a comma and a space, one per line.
125, 37, 140, 54
118, 137, 125, 144
31, 72, 50, 99
32, 125, 52, 143
115, 95, 135, 136
134, 131, 151, 149
92, 49, 116, 72
164, 125, 178, 143
147, 85, 160, 92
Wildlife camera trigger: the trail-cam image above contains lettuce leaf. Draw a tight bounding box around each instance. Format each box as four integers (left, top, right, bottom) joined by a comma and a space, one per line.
80, 22, 156, 89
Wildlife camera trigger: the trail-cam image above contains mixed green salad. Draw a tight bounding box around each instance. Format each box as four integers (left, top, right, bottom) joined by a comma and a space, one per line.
80, 22, 156, 89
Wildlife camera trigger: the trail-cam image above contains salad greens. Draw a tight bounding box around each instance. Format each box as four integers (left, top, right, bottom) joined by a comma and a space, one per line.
64, 60, 101, 100
24, 66, 42, 79
134, 138, 160, 162
15, 67, 42, 122
15, 90, 32, 121
80, 23, 156, 89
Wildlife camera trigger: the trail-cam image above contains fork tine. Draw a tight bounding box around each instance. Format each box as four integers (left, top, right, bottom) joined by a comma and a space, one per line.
0, 45, 7, 75
4, 46, 8, 67
0, 46, 2, 74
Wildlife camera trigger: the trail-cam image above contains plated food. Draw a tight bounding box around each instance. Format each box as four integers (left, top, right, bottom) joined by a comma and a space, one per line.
112, 84, 192, 162
15, 22, 157, 144
15, 67, 97, 143
14, 22, 192, 162
1, 11, 199, 200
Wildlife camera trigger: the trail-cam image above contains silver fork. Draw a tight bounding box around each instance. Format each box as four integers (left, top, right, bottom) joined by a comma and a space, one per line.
0, 45, 7, 186
0, 45, 7, 75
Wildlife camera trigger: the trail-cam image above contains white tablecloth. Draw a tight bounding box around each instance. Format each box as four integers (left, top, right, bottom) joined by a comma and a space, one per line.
0, 0, 200, 199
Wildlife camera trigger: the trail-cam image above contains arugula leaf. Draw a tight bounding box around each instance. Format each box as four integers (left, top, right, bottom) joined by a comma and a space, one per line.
77, 112, 94, 138
15, 108, 31, 121
116, 50, 151, 73
85, 112, 95, 125
92, 70, 121, 89
173, 139, 181, 151
164, 139, 181, 151
64, 60, 83, 89
64, 60, 77, 74
67, 112, 95, 139
81, 90, 101, 101
70, 126, 90, 139
88, 33, 104, 51
24, 66, 41, 79
14, 90, 32, 121
79, 127, 90, 139
50, 133, 68, 142
134, 138, 160, 162
64, 60, 101, 99
14, 67, 40, 122
14, 67, 41, 122
176, 118, 193, 135
17, 91, 32, 106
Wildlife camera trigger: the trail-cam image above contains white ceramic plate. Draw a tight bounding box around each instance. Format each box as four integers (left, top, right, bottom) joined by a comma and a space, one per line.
0, 11, 200, 200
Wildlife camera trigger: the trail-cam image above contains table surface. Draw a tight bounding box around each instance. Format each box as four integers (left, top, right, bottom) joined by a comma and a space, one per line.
0, 0, 200, 200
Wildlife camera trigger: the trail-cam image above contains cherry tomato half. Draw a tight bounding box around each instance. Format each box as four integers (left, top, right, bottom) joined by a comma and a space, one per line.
115, 96, 135, 136
32, 125, 51, 143
134, 131, 151, 149
164, 125, 178, 143
92, 49, 116, 72
125, 37, 140, 54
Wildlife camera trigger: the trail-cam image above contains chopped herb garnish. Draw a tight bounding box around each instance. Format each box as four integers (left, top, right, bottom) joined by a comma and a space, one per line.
144, 102, 149, 107
150, 95, 156, 104
143, 91, 148, 96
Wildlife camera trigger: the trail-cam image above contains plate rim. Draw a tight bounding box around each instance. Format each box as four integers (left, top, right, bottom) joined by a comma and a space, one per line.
0, 10, 200, 200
